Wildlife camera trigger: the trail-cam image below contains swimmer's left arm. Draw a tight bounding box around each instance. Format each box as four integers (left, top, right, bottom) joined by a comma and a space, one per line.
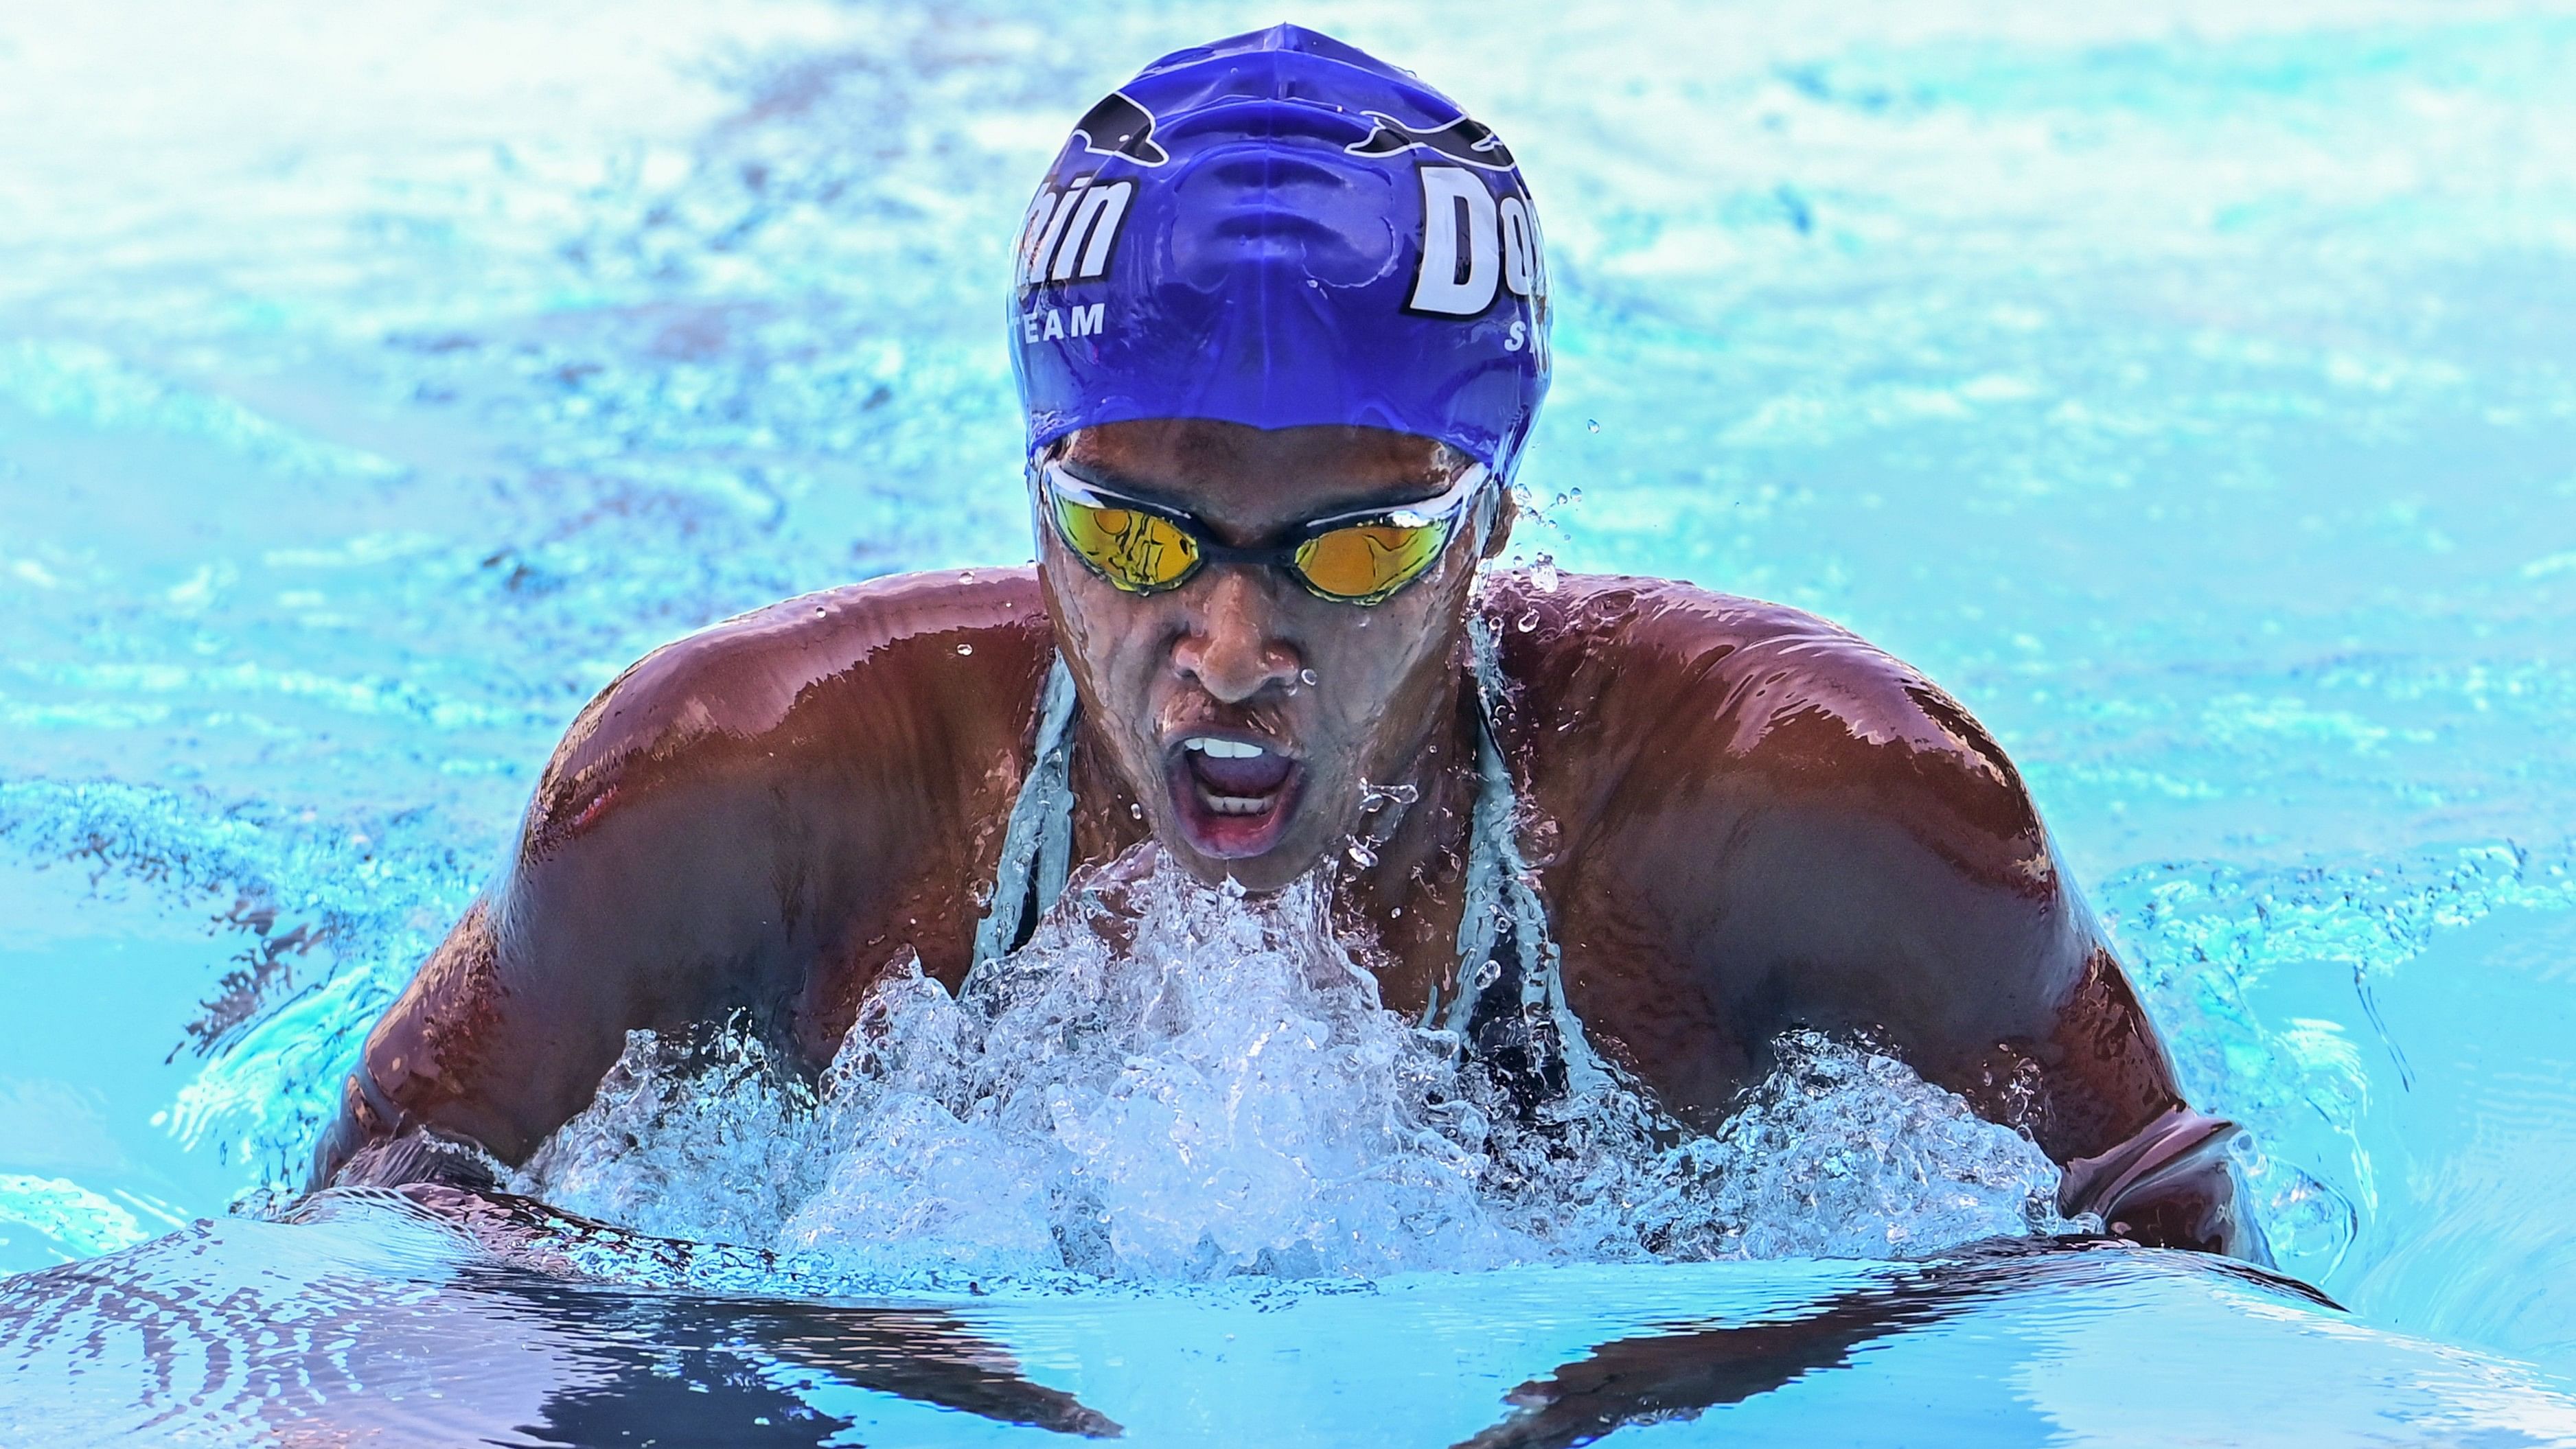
1528, 583, 2256, 1257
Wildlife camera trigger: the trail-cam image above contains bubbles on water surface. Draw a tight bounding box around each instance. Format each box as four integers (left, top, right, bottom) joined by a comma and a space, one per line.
516, 846, 2083, 1284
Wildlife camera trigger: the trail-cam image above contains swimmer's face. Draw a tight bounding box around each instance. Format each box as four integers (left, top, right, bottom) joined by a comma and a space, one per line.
1038, 419, 1505, 892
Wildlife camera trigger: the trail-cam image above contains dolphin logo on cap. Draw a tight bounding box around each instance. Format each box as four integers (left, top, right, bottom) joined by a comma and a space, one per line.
1346, 112, 1516, 171
1069, 91, 1169, 167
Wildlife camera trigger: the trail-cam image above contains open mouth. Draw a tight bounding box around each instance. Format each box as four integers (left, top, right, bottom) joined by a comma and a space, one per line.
1164, 733, 1304, 859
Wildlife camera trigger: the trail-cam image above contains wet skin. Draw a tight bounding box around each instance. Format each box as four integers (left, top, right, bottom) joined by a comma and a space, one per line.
314, 419, 2254, 1257
1039, 420, 1502, 891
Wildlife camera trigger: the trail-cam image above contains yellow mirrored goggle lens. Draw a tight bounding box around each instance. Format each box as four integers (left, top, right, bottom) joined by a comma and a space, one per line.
1292, 520, 1451, 603
1052, 494, 1199, 592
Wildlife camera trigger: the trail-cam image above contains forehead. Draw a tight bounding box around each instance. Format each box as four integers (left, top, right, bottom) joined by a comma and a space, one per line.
1058, 419, 1456, 529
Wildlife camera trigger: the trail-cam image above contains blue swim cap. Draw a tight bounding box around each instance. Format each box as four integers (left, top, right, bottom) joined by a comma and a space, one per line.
1009, 25, 1552, 478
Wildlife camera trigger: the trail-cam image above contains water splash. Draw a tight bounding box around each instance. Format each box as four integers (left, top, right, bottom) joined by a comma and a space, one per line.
518, 846, 2082, 1282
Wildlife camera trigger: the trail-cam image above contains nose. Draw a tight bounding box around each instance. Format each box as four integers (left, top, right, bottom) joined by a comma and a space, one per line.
1170, 566, 1302, 704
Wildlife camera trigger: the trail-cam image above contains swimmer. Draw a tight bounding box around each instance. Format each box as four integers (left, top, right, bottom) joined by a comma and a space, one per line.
312, 25, 2257, 1258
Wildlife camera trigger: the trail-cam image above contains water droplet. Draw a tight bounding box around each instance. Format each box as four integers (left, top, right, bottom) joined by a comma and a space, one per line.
1346, 842, 1378, 868
1473, 959, 1503, 990
1586, 419, 1601, 433
958, 570, 976, 583
1129, 802, 1145, 820
1532, 557, 1560, 594
814, 606, 827, 617
1360, 780, 1421, 813
1516, 610, 1539, 632
956, 642, 974, 656
1299, 668, 1319, 686
1569, 487, 1585, 502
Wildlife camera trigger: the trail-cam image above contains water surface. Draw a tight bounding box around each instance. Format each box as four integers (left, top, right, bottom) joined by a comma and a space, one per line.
5, 0, 2576, 1439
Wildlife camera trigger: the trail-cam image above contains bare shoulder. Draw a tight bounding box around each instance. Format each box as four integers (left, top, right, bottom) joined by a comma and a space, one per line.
1493, 572, 2047, 890
526, 569, 1055, 859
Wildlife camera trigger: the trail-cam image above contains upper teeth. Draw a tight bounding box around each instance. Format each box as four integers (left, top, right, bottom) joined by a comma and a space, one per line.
1184, 737, 1266, 759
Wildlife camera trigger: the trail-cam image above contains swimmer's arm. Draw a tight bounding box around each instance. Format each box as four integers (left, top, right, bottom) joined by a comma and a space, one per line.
1552, 588, 2255, 1255
1637, 792, 2253, 1254
308, 757, 812, 1190
1741, 772, 2246, 1261
310, 572, 1052, 1191
1624, 793, 2253, 1253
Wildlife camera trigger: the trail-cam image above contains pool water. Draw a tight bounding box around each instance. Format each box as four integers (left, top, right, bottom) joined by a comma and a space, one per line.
5, 0, 2576, 1442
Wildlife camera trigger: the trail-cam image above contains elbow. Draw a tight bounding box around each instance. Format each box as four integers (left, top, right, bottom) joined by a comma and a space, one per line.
306, 1065, 503, 1196
306, 1068, 394, 1193
2060, 1106, 2271, 1263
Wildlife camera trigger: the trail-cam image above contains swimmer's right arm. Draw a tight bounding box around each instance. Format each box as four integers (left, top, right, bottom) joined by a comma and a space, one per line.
309, 572, 1055, 1192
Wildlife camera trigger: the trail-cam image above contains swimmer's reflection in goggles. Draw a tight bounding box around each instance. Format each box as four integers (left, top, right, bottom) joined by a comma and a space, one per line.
1033, 456, 1495, 605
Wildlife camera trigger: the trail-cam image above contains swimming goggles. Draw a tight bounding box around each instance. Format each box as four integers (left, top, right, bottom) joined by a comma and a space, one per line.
1033, 457, 1493, 605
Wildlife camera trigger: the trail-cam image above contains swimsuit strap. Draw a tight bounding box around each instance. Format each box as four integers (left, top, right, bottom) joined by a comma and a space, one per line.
969, 653, 1081, 975
1436, 609, 1612, 1096
968, 627, 1610, 1100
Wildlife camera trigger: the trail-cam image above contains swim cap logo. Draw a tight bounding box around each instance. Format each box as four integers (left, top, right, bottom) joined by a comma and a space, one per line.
1016, 175, 1136, 294
1346, 113, 1517, 171
1069, 91, 1169, 167
1407, 167, 1547, 326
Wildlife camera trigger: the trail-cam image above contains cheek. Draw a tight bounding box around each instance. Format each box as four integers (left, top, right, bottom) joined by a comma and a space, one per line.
1340, 542, 1479, 682
1042, 556, 1171, 719
1306, 598, 1460, 745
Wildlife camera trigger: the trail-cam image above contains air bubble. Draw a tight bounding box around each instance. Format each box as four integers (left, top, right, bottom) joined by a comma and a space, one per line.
956, 642, 974, 656
1532, 557, 1560, 594
1346, 842, 1378, 868
1299, 668, 1319, 686
1586, 419, 1601, 433
1360, 780, 1421, 813
1517, 610, 1539, 632
1129, 802, 1145, 820
959, 570, 976, 583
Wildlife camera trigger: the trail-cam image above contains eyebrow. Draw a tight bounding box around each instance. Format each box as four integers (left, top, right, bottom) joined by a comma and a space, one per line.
1055, 458, 1192, 512
1053, 459, 1462, 525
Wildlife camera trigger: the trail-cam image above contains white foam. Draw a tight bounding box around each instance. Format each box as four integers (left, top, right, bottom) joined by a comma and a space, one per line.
516, 845, 2084, 1280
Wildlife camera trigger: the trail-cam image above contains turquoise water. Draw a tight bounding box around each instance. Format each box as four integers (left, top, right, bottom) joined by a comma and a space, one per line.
5, 0, 2576, 1441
